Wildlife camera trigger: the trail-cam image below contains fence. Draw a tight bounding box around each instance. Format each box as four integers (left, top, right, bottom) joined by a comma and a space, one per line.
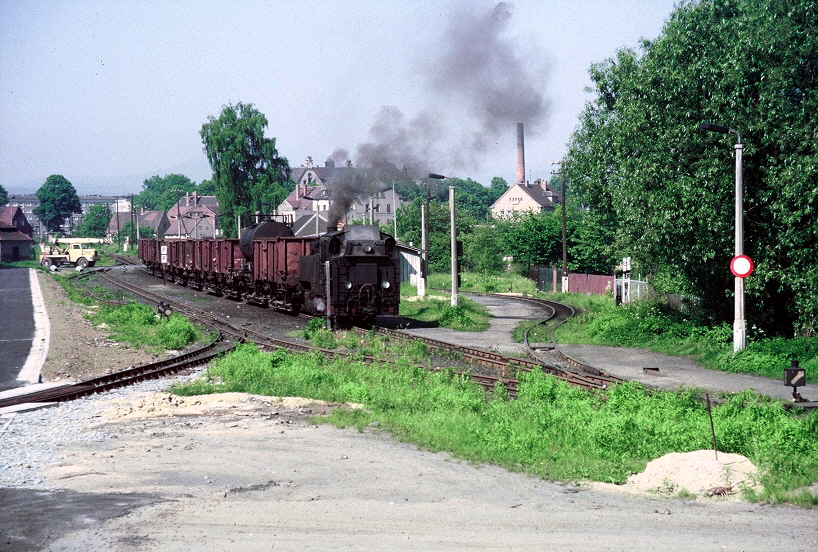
530, 266, 658, 305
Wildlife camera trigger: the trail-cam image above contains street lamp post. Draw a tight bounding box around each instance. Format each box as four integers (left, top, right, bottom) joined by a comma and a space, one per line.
701, 122, 746, 352
429, 173, 458, 307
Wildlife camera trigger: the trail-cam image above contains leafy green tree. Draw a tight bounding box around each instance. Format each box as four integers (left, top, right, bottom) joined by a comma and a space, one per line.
396, 197, 474, 272
77, 204, 111, 238
488, 177, 509, 205
462, 224, 505, 274
139, 225, 156, 239
565, 0, 818, 334
134, 174, 196, 211
34, 175, 82, 232
200, 102, 290, 237
501, 211, 563, 273
450, 177, 494, 221
197, 179, 217, 196
0, 184, 8, 206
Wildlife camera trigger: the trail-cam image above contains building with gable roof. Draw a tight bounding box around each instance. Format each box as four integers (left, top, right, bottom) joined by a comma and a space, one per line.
280, 157, 404, 227
0, 205, 34, 261
490, 179, 561, 219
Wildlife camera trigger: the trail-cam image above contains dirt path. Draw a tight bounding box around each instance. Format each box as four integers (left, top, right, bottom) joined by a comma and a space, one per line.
8, 391, 813, 551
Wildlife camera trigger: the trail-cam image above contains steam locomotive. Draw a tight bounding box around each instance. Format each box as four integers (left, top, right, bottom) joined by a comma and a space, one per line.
137, 218, 400, 326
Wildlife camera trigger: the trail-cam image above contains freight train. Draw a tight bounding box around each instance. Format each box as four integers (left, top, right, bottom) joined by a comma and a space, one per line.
138, 218, 400, 327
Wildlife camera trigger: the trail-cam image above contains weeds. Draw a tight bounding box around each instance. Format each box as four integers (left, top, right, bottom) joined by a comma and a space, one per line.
172, 345, 818, 503
89, 301, 204, 350
399, 296, 490, 331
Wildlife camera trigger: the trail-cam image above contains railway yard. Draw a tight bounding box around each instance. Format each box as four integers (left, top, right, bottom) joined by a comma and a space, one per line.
1, 261, 817, 551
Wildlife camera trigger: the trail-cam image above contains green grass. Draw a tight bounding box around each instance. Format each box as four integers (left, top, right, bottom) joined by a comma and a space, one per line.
89, 301, 207, 350
550, 296, 818, 384
399, 295, 491, 331
428, 271, 538, 295
172, 343, 818, 505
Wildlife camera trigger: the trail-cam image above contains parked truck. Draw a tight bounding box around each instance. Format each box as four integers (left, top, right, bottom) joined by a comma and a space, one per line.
40, 239, 100, 269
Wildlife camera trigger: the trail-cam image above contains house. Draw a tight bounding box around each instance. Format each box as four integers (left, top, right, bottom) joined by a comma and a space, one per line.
280, 156, 404, 227
106, 209, 170, 240
165, 192, 220, 239
7, 193, 123, 237
490, 180, 560, 219
0, 205, 34, 238
0, 206, 35, 261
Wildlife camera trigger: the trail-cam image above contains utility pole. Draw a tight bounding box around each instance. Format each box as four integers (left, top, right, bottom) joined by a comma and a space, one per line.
551, 161, 568, 292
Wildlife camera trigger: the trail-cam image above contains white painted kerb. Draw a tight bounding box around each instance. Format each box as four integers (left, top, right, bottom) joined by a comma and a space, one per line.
16, 269, 50, 384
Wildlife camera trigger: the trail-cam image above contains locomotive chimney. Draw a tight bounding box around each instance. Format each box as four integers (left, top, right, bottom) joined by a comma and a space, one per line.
516, 123, 526, 186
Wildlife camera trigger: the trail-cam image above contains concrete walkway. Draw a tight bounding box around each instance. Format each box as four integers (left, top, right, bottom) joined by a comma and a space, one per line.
398, 293, 547, 355
398, 291, 815, 402
560, 344, 817, 402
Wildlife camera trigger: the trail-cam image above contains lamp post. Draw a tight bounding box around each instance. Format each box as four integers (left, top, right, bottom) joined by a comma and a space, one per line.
701, 122, 746, 352
429, 173, 458, 306
551, 161, 568, 292
236, 208, 252, 239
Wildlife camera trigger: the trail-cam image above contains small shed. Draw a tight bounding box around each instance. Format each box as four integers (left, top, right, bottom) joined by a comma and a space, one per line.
396, 242, 422, 286
0, 221, 34, 262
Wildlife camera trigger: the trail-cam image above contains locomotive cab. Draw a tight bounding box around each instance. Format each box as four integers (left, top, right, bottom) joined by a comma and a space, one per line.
300, 225, 400, 325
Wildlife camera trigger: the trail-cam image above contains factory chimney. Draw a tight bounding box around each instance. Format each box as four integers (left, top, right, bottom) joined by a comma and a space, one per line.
516, 122, 526, 186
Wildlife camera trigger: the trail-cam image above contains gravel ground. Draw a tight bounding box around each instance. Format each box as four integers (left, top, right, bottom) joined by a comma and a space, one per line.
2, 267, 816, 551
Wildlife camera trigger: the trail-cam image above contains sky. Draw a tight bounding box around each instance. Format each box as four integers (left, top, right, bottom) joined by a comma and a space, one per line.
0, 0, 680, 196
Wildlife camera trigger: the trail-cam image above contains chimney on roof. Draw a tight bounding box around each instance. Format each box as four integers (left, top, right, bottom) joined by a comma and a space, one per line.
193, 191, 198, 206
325, 158, 335, 168
185, 192, 190, 206
346, 160, 352, 168
516, 123, 526, 186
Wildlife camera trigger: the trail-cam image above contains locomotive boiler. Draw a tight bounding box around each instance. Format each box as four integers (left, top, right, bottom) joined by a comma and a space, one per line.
138, 218, 400, 327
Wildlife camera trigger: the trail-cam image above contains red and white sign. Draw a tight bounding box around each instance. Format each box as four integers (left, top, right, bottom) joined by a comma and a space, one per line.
730, 255, 754, 278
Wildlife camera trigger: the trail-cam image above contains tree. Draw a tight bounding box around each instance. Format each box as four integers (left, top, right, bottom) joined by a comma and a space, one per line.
134, 174, 196, 211
34, 175, 82, 233
77, 204, 111, 238
0, 184, 8, 206
200, 102, 291, 237
450, 177, 493, 221
396, 197, 473, 273
501, 211, 563, 273
565, 0, 818, 334
488, 177, 509, 205
462, 224, 505, 274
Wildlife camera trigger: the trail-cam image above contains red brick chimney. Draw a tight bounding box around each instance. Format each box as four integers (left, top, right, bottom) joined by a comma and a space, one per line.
516, 123, 525, 186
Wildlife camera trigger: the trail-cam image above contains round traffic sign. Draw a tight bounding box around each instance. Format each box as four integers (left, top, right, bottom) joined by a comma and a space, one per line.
730, 255, 754, 278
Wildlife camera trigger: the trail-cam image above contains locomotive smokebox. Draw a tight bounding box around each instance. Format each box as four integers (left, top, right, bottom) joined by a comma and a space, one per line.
239, 220, 294, 260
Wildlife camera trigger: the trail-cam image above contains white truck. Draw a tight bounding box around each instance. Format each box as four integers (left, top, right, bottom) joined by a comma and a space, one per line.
40, 239, 100, 269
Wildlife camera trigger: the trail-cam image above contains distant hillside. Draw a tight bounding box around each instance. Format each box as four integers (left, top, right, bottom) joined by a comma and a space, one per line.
2, 156, 212, 196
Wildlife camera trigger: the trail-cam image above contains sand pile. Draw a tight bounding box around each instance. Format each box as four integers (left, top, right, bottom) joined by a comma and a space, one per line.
625, 450, 760, 497
93, 392, 362, 421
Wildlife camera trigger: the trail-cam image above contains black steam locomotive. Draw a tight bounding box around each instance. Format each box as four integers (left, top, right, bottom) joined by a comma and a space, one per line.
138, 220, 401, 327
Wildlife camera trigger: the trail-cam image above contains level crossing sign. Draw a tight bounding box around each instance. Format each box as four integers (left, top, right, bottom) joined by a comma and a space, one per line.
730, 255, 754, 278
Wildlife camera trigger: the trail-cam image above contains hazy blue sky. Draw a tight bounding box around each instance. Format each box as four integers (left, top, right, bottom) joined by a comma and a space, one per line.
1, 0, 679, 195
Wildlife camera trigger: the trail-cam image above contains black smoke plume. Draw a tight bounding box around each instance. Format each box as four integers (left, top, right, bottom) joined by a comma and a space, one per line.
328, 2, 548, 221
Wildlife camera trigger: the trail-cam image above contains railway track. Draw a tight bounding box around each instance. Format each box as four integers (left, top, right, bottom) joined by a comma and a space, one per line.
4, 268, 621, 408
99, 268, 621, 392
0, 331, 227, 409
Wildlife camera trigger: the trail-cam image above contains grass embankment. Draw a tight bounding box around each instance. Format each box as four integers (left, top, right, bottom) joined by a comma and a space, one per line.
53, 271, 209, 352
172, 337, 818, 505
518, 293, 818, 384
428, 271, 537, 295
399, 282, 490, 331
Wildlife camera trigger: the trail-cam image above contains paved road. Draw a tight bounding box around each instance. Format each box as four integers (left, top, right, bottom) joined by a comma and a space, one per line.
0, 268, 35, 391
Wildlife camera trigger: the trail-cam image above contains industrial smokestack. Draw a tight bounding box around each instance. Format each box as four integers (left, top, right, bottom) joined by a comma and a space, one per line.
516, 122, 525, 185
